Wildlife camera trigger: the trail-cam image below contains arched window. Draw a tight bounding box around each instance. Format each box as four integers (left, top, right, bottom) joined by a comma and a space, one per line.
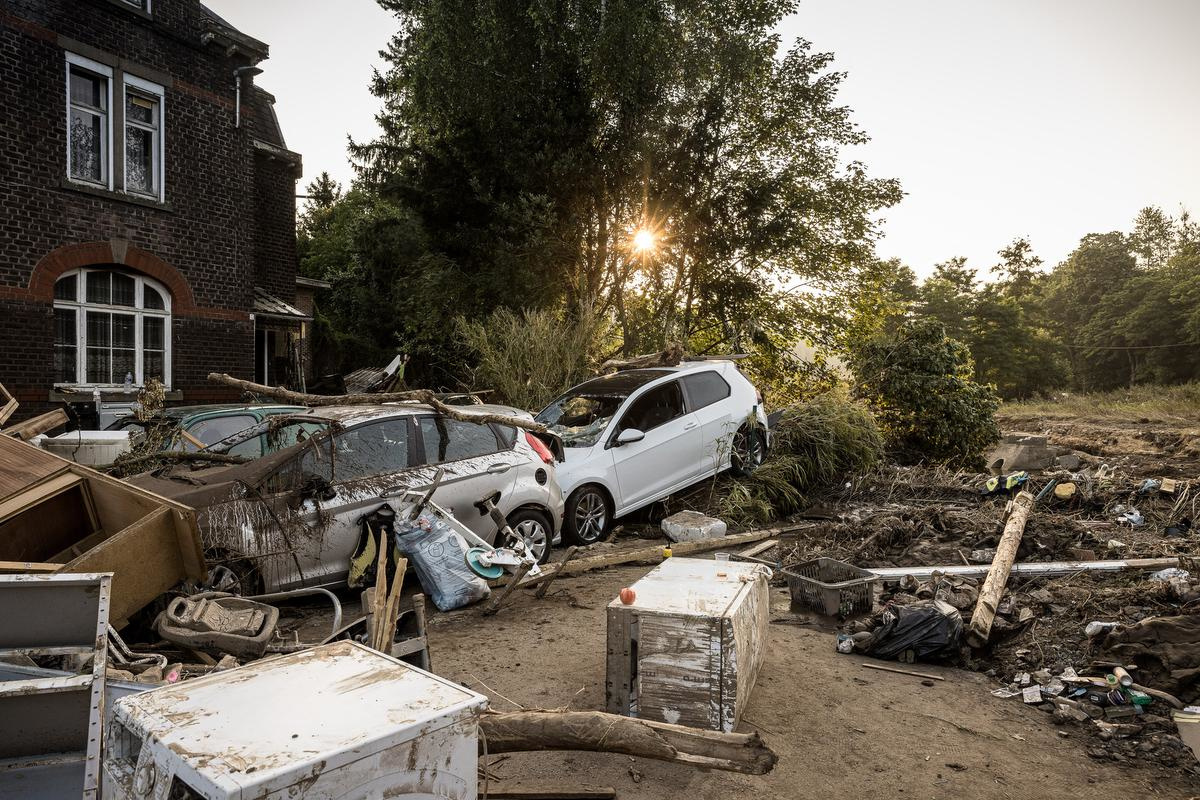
53, 268, 172, 386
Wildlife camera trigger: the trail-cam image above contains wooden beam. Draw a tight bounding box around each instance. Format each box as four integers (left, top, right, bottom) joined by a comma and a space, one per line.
861, 662, 945, 681
514, 524, 813, 589
0, 560, 62, 573
483, 561, 532, 615
0, 382, 17, 426
968, 490, 1035, 648
482, 787, 615, 799
535, 546, 578, 599
3, 409, 68, 440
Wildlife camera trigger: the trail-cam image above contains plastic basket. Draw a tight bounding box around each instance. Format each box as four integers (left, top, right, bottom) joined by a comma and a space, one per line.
783, 557, 877, 616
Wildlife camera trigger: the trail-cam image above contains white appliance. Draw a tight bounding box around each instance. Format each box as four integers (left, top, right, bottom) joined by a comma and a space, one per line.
103, 641, 488, 799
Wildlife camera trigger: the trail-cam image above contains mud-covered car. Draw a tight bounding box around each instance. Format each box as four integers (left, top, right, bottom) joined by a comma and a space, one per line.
106, 403, 306, 456
128, 404, 564, 592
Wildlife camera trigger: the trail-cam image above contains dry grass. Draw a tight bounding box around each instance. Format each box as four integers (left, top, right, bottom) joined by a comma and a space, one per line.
1000, 383, 1200, 423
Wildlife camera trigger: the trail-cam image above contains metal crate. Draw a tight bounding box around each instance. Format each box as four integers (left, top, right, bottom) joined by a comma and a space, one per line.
783, 557, 877, 616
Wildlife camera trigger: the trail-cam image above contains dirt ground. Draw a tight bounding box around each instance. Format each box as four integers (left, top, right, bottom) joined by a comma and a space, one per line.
376, 561, 1200, 800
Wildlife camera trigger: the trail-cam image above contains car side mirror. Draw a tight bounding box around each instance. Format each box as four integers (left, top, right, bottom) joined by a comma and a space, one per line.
614, 428, 646, 446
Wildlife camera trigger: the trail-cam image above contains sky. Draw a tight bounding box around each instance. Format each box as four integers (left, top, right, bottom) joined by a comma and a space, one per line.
207, 0, 1200, 279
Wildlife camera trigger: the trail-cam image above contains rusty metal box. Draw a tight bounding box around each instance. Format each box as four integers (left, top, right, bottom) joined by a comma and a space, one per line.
605, 557, 770, 732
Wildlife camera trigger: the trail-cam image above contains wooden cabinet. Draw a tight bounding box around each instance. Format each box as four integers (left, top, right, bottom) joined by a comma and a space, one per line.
605, 557, 770, 732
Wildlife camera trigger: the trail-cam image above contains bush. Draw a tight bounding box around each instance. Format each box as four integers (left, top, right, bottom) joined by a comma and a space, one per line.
718, 392, 884, 524
455, 305, 611, 411
849, 317, 1000, 468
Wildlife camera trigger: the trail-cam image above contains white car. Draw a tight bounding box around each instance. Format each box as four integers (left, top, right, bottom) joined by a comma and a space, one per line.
536, 361, 769, 544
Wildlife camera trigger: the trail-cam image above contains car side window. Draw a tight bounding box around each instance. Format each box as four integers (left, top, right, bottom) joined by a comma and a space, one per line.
418, 416, 501, 464
617, 381, 685, 434
184, 414, 256, 451
682, 371, 731, 411
328, 419, 413, 482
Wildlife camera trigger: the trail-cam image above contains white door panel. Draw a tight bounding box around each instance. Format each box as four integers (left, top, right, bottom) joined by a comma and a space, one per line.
611, 412, 701, 511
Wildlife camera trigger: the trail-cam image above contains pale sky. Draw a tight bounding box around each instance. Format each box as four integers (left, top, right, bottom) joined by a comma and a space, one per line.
207, 0, 1200, 278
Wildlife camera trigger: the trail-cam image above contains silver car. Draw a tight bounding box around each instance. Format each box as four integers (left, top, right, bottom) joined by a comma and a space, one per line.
130, 404, 564, 593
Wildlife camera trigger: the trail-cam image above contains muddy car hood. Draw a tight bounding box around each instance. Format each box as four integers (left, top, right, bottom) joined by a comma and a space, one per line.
125, 448, 296, 509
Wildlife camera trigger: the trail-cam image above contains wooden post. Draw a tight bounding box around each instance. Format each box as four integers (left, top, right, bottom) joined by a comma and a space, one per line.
535, 546, 578, 599
968, 490, 1035, 648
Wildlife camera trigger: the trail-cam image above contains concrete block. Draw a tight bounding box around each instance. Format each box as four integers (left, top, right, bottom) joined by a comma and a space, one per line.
661, 511, 727, 543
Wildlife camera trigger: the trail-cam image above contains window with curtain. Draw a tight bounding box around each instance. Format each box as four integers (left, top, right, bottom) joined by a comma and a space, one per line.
53, 269, 171, 386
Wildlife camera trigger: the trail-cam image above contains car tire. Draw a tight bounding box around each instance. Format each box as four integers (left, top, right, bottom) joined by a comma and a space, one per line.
562, 484, 611, 546
730, 425, 766, 477
507, 508, 553, 565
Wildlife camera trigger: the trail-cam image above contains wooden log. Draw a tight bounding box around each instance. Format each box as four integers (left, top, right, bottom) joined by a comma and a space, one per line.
3, 408, 68, 440
206, 373, 546, 432
514, 524, 814, 589
478, 710, 777, 774
597, 342, 684, 373
968, 490, 1035, 648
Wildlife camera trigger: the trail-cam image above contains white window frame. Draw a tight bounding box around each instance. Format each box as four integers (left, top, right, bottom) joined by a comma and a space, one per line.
121, 0, 151, 11
65, 53, 114, 191
122, 74, 166, 202
53, 268, 172, 388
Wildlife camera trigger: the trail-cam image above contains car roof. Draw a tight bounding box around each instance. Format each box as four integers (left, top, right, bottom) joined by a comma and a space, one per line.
555, 361, 733, 398
165, 403, 305, 418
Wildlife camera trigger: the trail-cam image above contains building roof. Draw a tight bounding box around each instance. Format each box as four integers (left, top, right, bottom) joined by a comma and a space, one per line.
252, 287, 310, 321
198, 3, 269, 62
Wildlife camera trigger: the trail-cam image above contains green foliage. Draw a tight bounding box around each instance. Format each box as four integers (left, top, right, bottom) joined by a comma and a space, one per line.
849, 318, 1000, 468
718, 391, 884, 525
454, 305, 613, 410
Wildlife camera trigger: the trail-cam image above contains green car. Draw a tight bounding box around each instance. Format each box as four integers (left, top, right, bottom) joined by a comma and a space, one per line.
106, 404, 307, 458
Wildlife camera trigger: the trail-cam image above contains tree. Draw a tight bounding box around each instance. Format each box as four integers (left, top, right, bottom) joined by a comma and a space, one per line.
350, 0, 900, 387
849, 318, 1000, 468
992, 237, 1043, 300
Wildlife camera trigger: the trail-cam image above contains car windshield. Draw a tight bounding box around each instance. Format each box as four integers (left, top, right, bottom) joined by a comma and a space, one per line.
537, 392, 626, 448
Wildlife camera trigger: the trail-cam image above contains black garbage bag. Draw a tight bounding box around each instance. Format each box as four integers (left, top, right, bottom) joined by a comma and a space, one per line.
858, 599, 963, 662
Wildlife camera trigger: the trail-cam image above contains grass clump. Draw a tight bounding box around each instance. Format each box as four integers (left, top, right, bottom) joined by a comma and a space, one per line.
1000, 382, 1200, 423
718, 392, 884, 525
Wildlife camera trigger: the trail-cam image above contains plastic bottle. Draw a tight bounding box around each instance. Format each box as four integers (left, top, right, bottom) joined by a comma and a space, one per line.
662, 545, 672, 559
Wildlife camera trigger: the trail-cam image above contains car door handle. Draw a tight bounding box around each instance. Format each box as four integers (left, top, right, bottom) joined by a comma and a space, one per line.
683, 421, 698, 431
487, 463, 512, 474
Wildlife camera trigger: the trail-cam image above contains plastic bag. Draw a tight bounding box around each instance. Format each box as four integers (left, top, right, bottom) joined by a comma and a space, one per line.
394, 511, 490, 611
858, 599, 963, 662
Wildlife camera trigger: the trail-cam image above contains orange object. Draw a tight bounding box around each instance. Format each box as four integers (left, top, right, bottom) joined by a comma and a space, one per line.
619, 587, 636, 605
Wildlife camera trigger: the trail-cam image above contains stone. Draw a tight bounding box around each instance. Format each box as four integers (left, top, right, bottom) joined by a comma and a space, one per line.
660, 511, 727, 543
1056, 454, 1082, 471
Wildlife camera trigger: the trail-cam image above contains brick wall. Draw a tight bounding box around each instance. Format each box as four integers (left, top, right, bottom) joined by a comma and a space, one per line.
0, 0, 299, 420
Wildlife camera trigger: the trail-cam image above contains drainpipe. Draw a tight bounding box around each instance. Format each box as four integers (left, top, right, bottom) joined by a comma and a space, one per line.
233, 65, 263, 128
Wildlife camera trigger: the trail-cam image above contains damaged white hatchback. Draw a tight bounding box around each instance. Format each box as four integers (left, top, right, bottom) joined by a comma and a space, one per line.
129, 404, 564, 593
536, 360, 769, 545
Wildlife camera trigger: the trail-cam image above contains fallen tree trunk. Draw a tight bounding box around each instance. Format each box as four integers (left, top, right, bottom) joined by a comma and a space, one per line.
598, 342, 684, 373
207, 373, 546, 432
479, 710, 777, 774
511, 524, 813, 589
968, 490, 1035, 648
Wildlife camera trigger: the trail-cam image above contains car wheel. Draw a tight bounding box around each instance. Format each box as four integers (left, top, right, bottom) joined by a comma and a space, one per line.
563, 485, 610, 545
507, 508, 553, 564
730, 425, 766, 477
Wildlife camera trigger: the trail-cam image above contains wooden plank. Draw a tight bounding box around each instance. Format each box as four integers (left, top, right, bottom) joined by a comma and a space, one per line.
483, 561, 532, 616
516, 524, 812, 589
0, 561, 61, 574
968, 490, 1034, 648
0, 383, 17, 427
604, 605, 632, 716
738, 540, 778, 559
2, 409, 68, 441
861, 662, 945, 681
0, 436, 69, 501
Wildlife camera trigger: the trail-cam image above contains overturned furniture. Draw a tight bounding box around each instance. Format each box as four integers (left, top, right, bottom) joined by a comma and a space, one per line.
0, 572, 112, 799
0, 435, 204, 626
606, 557, 770, 732
103, 640, 488, 799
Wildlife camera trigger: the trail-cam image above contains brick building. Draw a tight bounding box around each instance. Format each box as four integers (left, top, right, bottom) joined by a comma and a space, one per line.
0, 0, 319, 424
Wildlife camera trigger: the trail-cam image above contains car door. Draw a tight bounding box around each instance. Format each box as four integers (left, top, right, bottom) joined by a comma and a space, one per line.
275, 418, 416, 588
609, 379, 702, 511
414, 415, 523, 543
681, 370, 737, 474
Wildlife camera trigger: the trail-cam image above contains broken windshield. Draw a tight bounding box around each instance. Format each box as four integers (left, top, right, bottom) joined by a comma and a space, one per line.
536, 392, 626, 448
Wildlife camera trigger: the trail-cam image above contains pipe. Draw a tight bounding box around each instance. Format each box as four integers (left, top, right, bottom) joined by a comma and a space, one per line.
233, 66, 263, 128
866, 557, 1180, 582
245, 587, 342, 638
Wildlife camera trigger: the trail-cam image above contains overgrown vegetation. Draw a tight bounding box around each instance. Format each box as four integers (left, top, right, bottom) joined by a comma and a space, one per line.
1000, 382, 1200, 423
717, 392, 883, 525
454, 306, 612, 410
849, 318, 1000, 468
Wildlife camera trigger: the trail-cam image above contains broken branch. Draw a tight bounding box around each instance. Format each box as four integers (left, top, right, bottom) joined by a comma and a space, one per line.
478, 710, 777, 774
206, 373, 546, 433
968, 490, 1035, 648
